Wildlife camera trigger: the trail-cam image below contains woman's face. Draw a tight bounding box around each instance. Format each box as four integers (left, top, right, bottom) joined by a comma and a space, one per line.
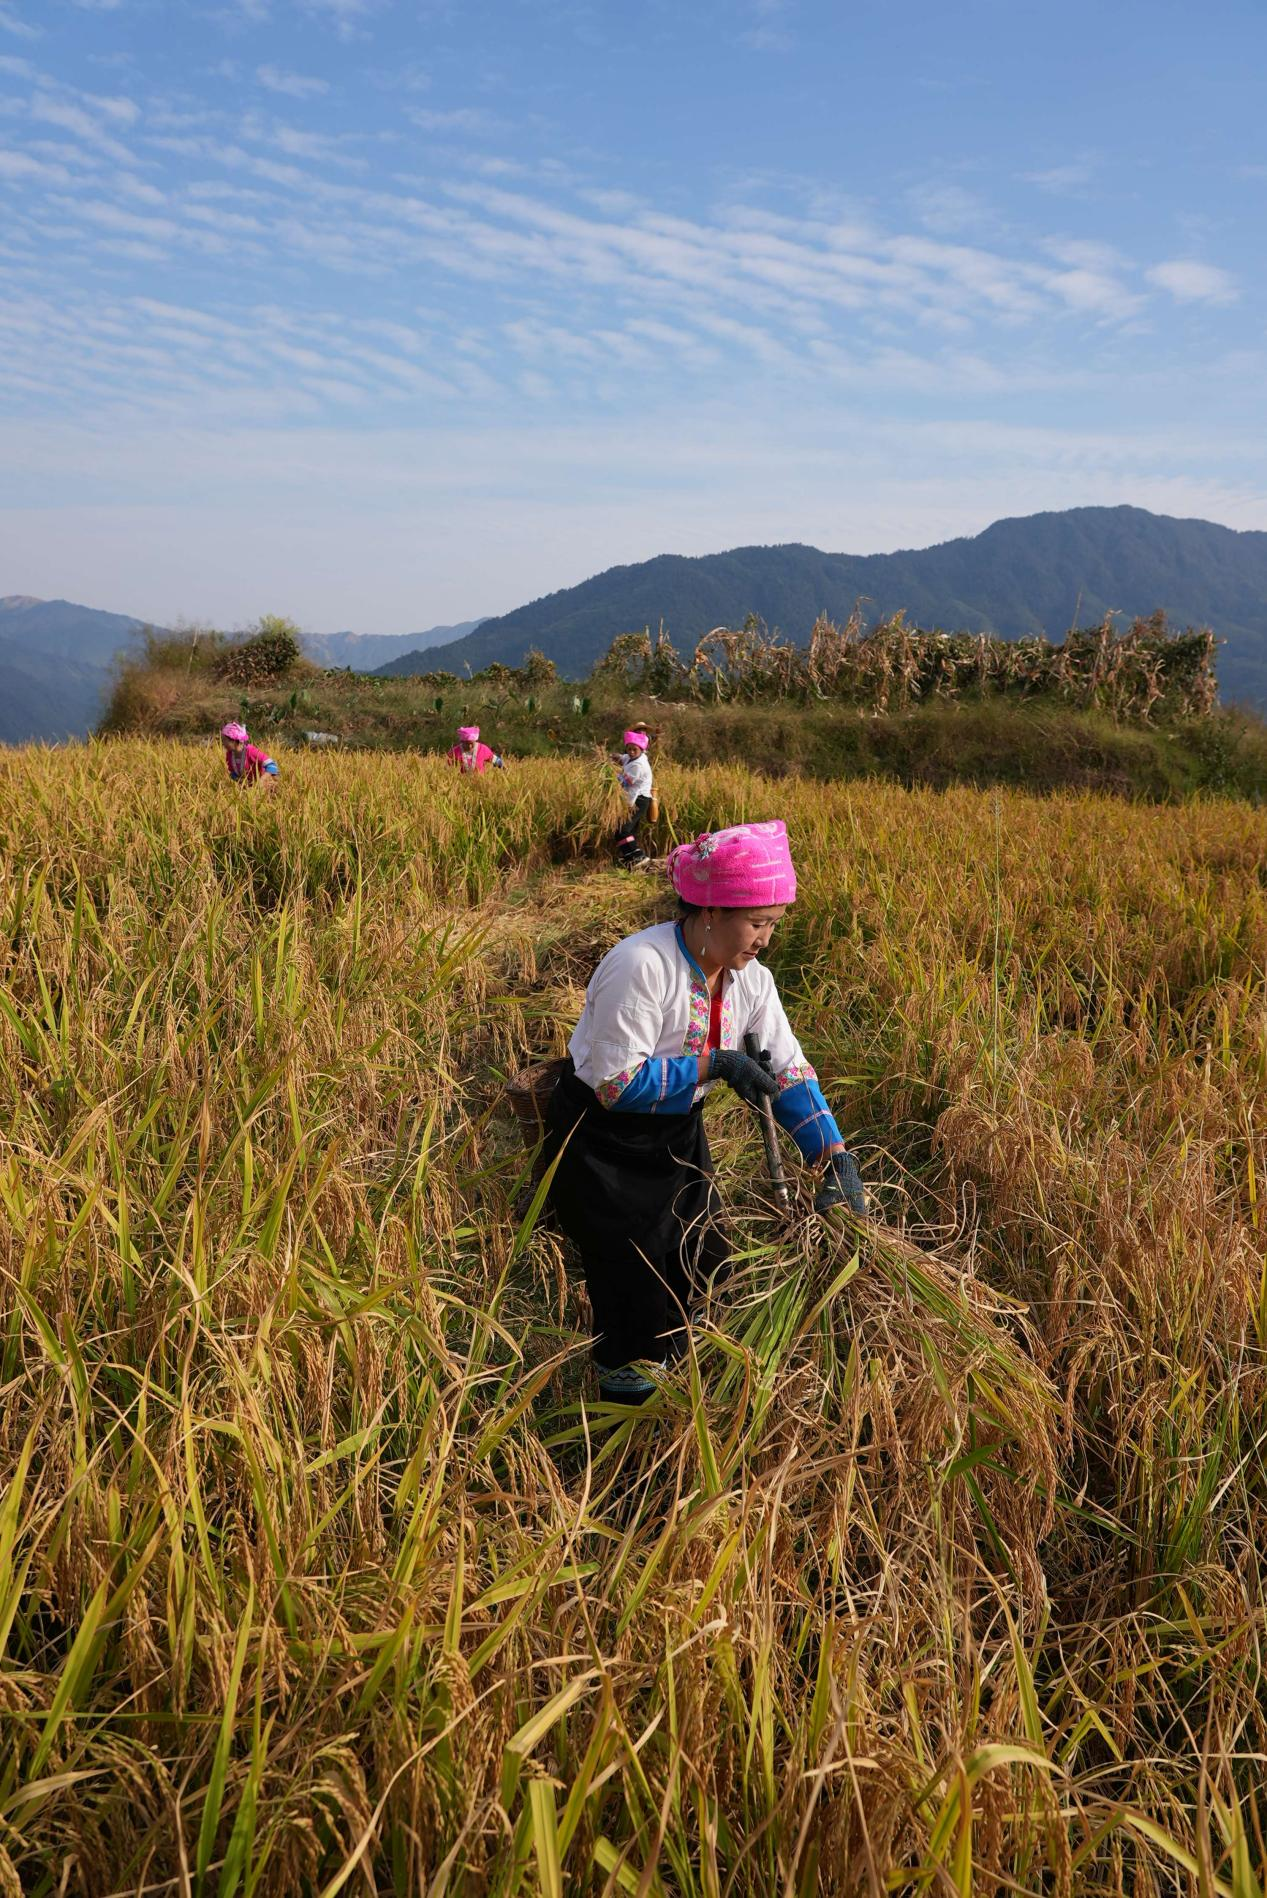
699, 905, 788, 969
228, 739, 246, 763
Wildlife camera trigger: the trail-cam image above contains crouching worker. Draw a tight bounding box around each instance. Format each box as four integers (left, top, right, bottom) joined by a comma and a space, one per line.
449, 725, 505, 775
542, 819, 866, 1405
221, 722, 279, 785
611, 728, 653, 866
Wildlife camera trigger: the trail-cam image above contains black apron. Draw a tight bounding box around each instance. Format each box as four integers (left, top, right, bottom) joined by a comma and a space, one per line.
543, 1061, 729, 1368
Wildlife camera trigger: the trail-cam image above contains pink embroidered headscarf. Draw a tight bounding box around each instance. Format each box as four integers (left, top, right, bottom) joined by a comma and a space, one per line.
622, 729, 649, 751
668, 820, 797, 907
457, 725, 480, 742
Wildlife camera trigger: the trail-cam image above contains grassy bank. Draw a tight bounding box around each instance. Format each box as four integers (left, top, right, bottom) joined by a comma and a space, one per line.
1, 746, 1266, 1890
101, 645, 1267, 800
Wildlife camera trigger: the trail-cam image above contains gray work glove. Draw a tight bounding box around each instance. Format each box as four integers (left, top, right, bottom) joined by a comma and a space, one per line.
709, 1047, 779, 1107
814, 1149, 867, 1216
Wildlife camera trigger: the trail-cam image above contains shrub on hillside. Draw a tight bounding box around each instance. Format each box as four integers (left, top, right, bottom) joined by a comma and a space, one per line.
516, 649, 557, 690
216, 615, 303, 685
99, 662, 193, 735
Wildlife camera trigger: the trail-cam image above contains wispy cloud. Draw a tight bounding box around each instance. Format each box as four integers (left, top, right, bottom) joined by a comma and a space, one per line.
367, 58, 430, 94
1024, 161, 1096, 195
1044, 238, 1125, 272
0, 3, 39, 38
1146, 259, 1238, 304
741, 0, 794, 52
0, 147, 75, 183
83, 91, 139, 125
301, 0, 384, 40
1045, 266, 1137, 317
29, 92, 138, 164
257, 64, 329, 100
1, 55, 1236, 392
64, 198, 184, 243
270, 122, 366, 167
409, 106, 505, 135
110, 168, 163, 202
1039, 239, 1140, 319
907, 181, 997, 237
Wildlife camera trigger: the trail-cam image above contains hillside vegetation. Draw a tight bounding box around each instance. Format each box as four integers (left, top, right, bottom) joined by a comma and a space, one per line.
0, 600, 487, 745
102, 614, 1267, 801
401, 506, 1267, 708
1, 746, 1265, 1891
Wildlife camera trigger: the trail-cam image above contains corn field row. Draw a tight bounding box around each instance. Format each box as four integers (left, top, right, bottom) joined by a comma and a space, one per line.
589, 610, 1219, 721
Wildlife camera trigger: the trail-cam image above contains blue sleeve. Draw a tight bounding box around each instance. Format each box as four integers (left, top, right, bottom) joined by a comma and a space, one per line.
773, 1077, 842, 1161
605, 1055, 700, 1115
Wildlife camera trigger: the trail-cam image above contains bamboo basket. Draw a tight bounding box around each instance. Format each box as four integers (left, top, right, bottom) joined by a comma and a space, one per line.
505, 1057, 567, 1152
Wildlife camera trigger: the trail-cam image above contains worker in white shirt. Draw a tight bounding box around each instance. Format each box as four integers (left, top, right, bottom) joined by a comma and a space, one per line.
611, 728, 654, 866
542, 818, 866, 1403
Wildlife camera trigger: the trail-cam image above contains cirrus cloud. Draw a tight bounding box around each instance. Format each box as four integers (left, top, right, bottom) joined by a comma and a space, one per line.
1145, 259, 1238, 304
257, 64, 329, 100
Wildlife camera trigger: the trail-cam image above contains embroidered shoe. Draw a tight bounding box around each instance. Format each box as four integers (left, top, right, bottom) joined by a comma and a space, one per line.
596, 1360, 664, 1404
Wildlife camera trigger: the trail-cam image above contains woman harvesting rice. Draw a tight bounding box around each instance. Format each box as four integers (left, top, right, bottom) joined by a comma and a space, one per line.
448, 725, 505, 775
543, 819, 866, 1403
221, 722, 279, 785
611, 728, 654, 866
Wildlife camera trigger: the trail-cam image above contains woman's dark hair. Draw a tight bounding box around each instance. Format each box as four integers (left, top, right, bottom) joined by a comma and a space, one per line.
678, 899, 766, 918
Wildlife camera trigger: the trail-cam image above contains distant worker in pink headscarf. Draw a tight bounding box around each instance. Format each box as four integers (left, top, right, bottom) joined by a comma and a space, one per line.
447, 725, 505, 775
541, 819, 866, 1404
221, 722, 279, 786
611, 727, 653, 866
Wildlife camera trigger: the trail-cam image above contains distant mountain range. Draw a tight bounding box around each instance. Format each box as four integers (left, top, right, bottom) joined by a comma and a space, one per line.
0, 596, 151, 744
297, 622, 484, 671
0, 604, 485, 744
396, 507, 1267, 709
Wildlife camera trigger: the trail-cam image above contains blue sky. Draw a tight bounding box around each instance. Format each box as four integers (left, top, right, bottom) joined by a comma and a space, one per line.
0, 0, 1264, 635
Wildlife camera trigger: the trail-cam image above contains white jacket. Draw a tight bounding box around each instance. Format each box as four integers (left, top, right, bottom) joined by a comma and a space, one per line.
616, 751, 653, 806
569, 920, 812, 1106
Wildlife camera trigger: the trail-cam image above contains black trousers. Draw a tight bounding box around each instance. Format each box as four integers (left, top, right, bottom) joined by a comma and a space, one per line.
543, 1064, 730, 1367
614, 794, 651, 862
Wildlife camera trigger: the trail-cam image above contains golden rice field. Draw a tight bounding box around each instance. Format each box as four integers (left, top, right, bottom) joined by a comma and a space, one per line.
1, 742, 1265, 1896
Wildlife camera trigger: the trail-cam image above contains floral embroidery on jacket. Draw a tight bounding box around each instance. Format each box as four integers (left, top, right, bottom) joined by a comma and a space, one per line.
682, 971, 710, 1057
596, 1065, 640, 1107
775, 1060, 817, 1091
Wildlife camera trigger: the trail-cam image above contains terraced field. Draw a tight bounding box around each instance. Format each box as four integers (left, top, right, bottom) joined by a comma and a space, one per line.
1, 743, 1265, 1894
